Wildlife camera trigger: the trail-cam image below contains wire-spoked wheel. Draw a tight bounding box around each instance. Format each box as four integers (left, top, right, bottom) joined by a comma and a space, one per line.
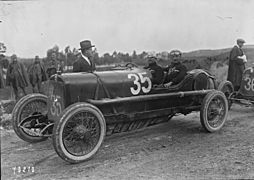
200, 90, 228, 132
12, 93, 48, 143
53, 102, 106, 163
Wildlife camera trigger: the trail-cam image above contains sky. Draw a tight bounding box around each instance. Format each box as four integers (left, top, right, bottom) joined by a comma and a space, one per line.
0, 0, 254, 58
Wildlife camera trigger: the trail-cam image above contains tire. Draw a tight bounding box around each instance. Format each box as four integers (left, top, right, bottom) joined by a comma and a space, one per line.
12, 93, 48, 143
200, 90, 228, 132
218, 81, 234, 109
52, 102, 106, 163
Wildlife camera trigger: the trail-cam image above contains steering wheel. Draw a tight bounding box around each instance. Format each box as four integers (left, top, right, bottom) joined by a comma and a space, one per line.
125, 62, 138, 68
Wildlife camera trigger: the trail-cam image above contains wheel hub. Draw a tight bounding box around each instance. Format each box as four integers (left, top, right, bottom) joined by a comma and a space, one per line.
73, 125, 89, 136
207, 98, 225, 127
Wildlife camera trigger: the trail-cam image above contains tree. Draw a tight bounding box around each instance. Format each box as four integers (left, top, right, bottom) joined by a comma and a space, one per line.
0, 42, 7, 53
102, 53, 113, 64
46, 45, 60, 62
132, 50, 137, 60
93, 52, 100, 65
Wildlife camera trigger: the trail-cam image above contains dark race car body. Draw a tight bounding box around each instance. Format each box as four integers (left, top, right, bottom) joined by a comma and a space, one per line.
228, 67, 254, 106
12, 66, 229, 163
238, 67, 254, 99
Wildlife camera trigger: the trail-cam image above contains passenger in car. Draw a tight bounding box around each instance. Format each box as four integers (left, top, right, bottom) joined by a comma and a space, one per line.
144, 56, 164, 85
163, 50, 187, 88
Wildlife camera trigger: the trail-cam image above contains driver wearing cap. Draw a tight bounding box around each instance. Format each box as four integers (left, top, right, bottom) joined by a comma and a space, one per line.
163, 50, 187, 88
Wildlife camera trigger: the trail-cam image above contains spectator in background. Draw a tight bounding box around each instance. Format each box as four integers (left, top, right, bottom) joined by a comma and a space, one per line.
144, 56, 164, 85
0, 56, 9, 89
46, 52, 59, 77
0, 62, 4, 89
6, 54, 29, 100
73, 40, 96, 72
28, 55, 47, 93
0, 54, 6, 89
163, 50, 187, 88
227, 38, 247, 91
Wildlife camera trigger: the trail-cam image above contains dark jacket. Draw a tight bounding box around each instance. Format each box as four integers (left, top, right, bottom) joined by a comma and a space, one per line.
73, 55, 95, 73
28, 62, 47, 86
6, 61, 29, 88
144, 62, 164, 85
164, 62, 187, 85
227, 45, 246, 87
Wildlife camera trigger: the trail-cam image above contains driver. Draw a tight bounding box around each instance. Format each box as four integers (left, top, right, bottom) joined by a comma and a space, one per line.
144, 56, 164, 85
163, 50, 187, 88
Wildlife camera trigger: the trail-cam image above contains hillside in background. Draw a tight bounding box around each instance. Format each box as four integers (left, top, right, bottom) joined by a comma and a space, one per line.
183, 45, 254, 58
180, 45, 254, 82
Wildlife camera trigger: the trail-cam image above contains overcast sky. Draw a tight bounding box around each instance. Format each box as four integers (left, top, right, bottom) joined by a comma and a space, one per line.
1, 0, 254, 58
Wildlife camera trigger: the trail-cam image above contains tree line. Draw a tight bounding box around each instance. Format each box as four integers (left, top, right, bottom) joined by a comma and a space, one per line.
0, 43, 224, 72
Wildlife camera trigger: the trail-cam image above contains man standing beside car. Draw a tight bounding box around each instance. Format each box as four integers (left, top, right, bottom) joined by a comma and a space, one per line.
227, 38, 247, 91
73, 40, 96, 72
28, 55, 47, 93
6, 54, 29, 100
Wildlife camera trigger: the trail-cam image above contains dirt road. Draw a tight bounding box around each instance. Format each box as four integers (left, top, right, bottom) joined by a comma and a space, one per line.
1, 104, 254, 180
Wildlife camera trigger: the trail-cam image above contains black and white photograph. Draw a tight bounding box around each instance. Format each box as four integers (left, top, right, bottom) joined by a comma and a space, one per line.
1, 0, 254, 179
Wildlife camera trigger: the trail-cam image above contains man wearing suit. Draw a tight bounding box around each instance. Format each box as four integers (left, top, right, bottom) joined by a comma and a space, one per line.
227, 39, 247, 91
73, 40, 96, 72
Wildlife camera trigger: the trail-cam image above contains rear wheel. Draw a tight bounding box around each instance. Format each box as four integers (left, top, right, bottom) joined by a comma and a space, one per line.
218, 81, 234, 109
200, 90, 228, 132
12, 93, 48, 143
52, 102, 106, 163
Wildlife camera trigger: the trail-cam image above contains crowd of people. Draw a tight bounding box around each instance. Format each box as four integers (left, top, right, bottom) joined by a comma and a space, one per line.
1, 52, 62, 100
0, 38, 250, 101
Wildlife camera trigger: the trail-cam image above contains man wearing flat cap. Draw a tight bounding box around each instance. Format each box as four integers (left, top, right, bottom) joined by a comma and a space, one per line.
227, 38, 247, 91
73, 40, 96, 72
163, 50, 187, 88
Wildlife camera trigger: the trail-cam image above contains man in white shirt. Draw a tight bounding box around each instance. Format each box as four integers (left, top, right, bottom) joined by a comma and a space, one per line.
73, 40, 96, 72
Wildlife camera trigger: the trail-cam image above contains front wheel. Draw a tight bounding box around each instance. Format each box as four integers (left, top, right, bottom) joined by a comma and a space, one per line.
52, 102, 106, 163
12, 93, 48, 143
200, 90, 228, 132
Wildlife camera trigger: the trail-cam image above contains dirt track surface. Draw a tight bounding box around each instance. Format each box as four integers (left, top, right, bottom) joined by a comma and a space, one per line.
1, 104, 254, 180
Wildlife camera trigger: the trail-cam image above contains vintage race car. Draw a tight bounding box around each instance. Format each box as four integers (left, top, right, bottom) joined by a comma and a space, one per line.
12, 65, 229, 163
219, 66, 254, 107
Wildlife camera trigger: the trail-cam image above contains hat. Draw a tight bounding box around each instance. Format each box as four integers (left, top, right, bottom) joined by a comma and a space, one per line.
79, 40, 95, 50
169, 50, 182, 57
11, 54, 17, 59
237, 38, 245, 44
